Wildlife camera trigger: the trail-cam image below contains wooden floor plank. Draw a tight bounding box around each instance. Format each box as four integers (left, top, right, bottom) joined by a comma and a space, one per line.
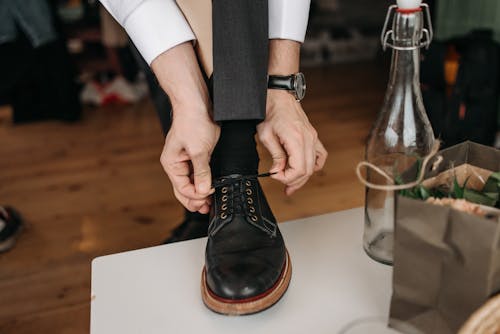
0, 63, 386, 333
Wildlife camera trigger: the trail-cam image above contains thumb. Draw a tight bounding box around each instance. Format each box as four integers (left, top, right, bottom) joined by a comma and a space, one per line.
262, 134, 287, 174
191, 152, 212, 195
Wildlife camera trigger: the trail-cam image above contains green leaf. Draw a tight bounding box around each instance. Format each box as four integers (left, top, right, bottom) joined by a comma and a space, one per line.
463, 188, 498, 207
419, 185, 431, 200
394, 174, 404, 186
453, 178, 465, 199
432, 187, 448, 198
483, 172, 500, 193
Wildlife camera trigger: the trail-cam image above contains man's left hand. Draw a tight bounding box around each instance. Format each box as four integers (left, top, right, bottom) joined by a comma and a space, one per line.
257, 90, 327, 195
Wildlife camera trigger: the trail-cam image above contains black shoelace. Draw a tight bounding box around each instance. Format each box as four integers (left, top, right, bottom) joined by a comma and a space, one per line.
211, 172, 275, 189
209, 172, 277, 237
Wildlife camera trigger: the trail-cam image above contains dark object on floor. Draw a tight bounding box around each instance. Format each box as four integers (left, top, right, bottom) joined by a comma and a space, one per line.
420, 41, 447, 137
421, 30, 499, 148
0, 0, 81, 124
202, 174, 291, 315
446, 30, 499, 147
0, 36, 81, 123
163, 211, 209, 244
0, 206, 24, 253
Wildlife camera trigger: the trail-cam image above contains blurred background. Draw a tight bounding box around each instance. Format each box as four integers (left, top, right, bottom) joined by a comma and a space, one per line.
0, 0, 499, 333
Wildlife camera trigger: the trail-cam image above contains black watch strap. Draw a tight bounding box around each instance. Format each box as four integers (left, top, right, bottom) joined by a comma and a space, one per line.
267, 75, 294, 90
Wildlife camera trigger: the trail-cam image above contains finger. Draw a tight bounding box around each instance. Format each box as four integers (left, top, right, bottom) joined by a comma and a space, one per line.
284, 171, 310, 195
173, 188, 208, 212
314, 140, 328, 172
186, 198, 208, 212
190, 150, 212, 196
280, 132, 307, 185
285, 138, 326, 195
304, 130, 316, 177
161, 149, 208, 201
285, 171, 312, 195
283, 143, 314, 193
198, 203, 210, 214
285, 182, 305, 196
285, 141, 316, 191
259, 131, 287, 174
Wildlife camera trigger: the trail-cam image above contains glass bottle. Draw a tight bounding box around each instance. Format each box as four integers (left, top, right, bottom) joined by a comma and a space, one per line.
363, 1, 435, 265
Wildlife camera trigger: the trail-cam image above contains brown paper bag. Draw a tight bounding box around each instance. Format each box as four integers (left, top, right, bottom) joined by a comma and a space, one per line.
389, 141, 500, 334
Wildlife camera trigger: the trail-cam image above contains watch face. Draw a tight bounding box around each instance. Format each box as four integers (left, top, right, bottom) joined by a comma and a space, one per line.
294, 72, 306, 101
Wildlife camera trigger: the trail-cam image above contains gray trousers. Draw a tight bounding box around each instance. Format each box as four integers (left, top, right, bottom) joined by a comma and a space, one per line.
212, 0, 268, 122
136, 0, 269, 133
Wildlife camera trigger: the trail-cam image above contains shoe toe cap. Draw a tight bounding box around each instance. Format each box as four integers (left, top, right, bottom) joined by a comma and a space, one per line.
206, 256, 284, 300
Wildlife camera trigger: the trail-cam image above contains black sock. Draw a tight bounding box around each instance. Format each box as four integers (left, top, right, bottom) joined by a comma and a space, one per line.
184, 209, 209, 220
211, 120, 259, 178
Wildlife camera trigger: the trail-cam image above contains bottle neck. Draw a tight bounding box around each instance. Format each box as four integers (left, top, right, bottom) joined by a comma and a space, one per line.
388, 48, 420, 87
386, 10, 423, 96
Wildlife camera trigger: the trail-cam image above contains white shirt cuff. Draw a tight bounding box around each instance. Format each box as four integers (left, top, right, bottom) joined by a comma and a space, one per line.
123, 0, 195, 65
269, 0, 311, 43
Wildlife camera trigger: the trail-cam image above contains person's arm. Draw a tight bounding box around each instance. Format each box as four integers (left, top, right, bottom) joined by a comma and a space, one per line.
100, 1, 218, 214
99, 0, 195, 64
258, 3, 328, 195
152, 43, 220, 214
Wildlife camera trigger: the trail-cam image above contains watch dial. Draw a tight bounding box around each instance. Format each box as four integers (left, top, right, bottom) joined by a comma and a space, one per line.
294, 72, 306, 100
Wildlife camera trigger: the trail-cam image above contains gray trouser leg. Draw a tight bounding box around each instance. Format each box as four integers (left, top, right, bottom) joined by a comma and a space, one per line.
212, 0, 268, 122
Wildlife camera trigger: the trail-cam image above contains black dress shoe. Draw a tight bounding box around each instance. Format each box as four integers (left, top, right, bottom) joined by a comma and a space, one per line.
201, 174, 291, 315
0, 206, 24, 253
163, 211, 209, 244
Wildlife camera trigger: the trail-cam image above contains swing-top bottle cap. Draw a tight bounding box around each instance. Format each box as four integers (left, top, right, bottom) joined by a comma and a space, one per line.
396, 0, 422, 10
381, 0, 432, 50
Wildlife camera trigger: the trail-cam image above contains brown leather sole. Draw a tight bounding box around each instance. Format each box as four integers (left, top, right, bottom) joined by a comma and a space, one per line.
201, 250, 292, 316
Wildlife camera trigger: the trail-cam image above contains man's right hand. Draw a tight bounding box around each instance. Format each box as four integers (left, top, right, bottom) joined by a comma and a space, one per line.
152, 42, 219, 214
160, 105, 219, 214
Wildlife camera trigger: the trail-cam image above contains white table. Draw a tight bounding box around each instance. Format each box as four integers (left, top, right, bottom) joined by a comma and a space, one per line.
91, 208, 394, 334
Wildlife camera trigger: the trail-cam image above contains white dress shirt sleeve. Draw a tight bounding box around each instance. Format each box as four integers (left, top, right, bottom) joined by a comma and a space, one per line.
269, 0, 311, 43
100, 0, 195, 65
100, 0, 311, 65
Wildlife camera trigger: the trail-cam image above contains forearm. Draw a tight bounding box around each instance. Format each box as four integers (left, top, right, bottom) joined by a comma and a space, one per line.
268, 39, 301, 75
151, 42, 210, 115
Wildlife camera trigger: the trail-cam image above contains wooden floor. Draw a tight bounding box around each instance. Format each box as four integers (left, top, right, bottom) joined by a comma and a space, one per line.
0, 62, 386, 333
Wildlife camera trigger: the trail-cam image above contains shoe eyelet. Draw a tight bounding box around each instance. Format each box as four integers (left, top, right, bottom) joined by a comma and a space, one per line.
222, 195, 228, 202
250, 215, 258, 222
246, 188, 252, 195
247, 198, 253, 205
220, 212, 227, 219
221, 203, 227, 210
221, 187, 228, 194
249, 206, 255, 213
245, 180, 251, 186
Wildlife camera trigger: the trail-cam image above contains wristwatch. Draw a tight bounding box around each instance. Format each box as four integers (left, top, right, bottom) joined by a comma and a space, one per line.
267, 72, 306, 101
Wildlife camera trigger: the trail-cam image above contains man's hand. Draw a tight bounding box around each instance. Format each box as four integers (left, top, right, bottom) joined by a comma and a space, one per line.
152, 42, 219, 213
258, 39, 327, 195
161, 105, 219, 213
258, 90, 327, 195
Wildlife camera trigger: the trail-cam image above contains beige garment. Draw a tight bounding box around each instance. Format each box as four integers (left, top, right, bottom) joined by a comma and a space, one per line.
176, 0, 213, 76
100, 6, 128, 48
